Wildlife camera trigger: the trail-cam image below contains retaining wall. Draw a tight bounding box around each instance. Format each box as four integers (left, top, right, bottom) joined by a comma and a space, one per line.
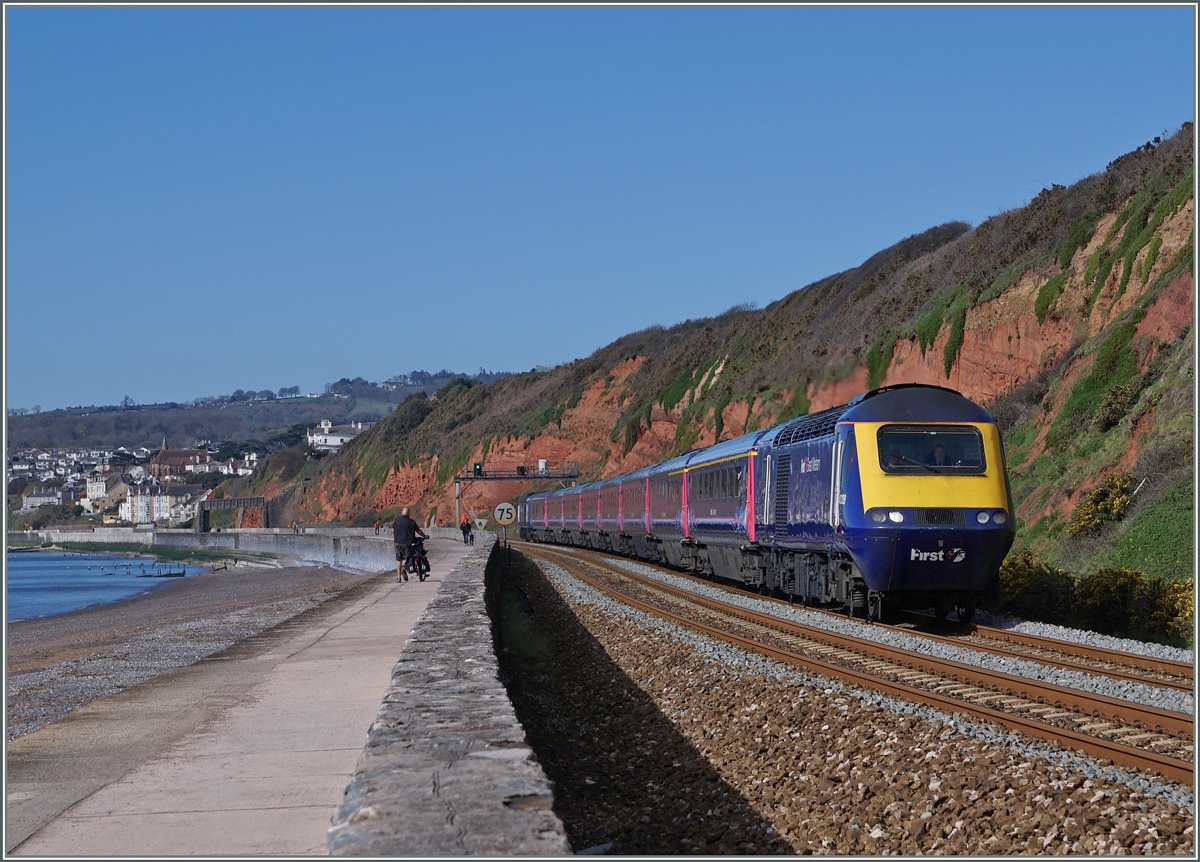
328, 535, 570, 855
225, 526, 464, 541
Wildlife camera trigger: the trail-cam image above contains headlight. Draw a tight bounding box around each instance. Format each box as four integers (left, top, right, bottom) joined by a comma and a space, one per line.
888, 510, 904, 523
993, 511, 1007, 525
976, 511, 991, 524
870, 510, 887, 523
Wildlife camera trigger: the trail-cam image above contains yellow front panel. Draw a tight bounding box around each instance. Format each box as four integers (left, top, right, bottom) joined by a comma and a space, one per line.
854, 421, 1010, 510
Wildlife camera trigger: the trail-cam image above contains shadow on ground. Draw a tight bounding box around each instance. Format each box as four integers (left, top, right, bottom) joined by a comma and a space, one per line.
496, 551, 776, 854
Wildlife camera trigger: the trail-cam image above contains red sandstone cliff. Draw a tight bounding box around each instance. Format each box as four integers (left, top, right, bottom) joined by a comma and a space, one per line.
284, 128, 1192, 577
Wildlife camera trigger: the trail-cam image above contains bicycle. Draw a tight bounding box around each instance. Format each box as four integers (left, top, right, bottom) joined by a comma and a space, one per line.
406, 536, 431, 581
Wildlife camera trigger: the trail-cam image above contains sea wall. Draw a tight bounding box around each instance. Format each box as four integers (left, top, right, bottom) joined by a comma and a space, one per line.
30, 526, 469, 574
328, 534, 570, 855
33, 527, 156, 545
228, 527, 465, 540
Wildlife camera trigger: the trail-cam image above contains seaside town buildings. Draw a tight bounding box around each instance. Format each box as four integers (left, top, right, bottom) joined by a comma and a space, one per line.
147, 448, 214, 478
8, 442, 262, 527
119, 484, 210, 525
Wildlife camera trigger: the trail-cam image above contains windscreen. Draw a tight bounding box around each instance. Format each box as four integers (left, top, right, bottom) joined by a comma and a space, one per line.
877, 425, 985, 474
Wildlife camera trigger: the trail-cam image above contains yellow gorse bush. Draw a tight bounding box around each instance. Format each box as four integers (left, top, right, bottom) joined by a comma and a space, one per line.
999, 555, 1193, 647
998, 551, 1073, 622
1066, 472, 1136, 536
1165, 577, 1194, 643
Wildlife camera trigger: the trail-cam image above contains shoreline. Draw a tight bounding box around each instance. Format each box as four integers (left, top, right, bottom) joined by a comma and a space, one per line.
6, 541, 279, 566
7, 574, 198, 626
5, 548, 211, 626
6, 564, 382, 740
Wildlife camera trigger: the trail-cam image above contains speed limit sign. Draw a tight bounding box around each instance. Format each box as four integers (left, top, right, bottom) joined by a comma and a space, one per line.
493, 502, 517, 526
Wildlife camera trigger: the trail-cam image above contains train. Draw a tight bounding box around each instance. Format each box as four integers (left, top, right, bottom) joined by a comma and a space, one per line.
517, 383, 1015, 624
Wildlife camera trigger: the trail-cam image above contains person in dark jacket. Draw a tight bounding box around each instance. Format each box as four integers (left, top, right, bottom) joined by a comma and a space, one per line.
924, 443, 950, 467
393, 507, 428, 583
460, 515, 473, 545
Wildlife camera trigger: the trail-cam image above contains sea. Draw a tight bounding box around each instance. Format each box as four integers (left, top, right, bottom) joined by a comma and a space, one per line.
5, 551, 207, 623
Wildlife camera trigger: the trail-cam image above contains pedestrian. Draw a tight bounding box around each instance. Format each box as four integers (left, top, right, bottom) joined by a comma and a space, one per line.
373, 519, 381, 536
393, 507, 428, 583
460, 514, 472, 545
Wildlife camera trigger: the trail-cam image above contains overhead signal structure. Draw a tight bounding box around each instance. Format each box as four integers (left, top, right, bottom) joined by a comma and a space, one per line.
454, 460, 579, 526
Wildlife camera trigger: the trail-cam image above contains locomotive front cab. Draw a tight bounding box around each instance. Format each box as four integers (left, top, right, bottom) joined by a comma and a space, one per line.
845, 417, 1015, 603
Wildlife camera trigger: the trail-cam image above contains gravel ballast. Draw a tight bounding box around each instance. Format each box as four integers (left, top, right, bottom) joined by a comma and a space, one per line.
503, 551, 1193, 855
600, 555, 1194, 716
973, 610, 1194, 663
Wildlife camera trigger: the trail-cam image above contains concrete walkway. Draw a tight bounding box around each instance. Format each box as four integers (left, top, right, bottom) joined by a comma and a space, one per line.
6, 538, 473, 856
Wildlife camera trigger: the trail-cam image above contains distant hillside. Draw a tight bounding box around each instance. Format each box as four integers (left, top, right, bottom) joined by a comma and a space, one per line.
6, 368, 512, 452
4, 396, 385, 451
256, 127, 1195, 582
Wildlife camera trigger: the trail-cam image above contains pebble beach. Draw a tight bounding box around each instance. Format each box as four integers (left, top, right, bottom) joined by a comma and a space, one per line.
6, 564, 372, 740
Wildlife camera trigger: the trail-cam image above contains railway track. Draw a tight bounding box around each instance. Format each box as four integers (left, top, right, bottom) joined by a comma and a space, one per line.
523, 541, 1193, 695
523, 543, 1194, 786
905, 618, 1194, 693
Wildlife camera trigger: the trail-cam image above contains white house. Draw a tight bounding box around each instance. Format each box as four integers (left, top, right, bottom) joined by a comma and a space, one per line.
307, 420, 371, 453
20, 486, 76, 510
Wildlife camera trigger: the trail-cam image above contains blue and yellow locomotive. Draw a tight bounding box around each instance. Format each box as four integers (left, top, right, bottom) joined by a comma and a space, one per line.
519, 384, 1015, 622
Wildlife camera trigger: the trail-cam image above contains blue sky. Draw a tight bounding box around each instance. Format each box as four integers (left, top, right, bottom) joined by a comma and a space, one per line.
5, 5, 1195, 411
